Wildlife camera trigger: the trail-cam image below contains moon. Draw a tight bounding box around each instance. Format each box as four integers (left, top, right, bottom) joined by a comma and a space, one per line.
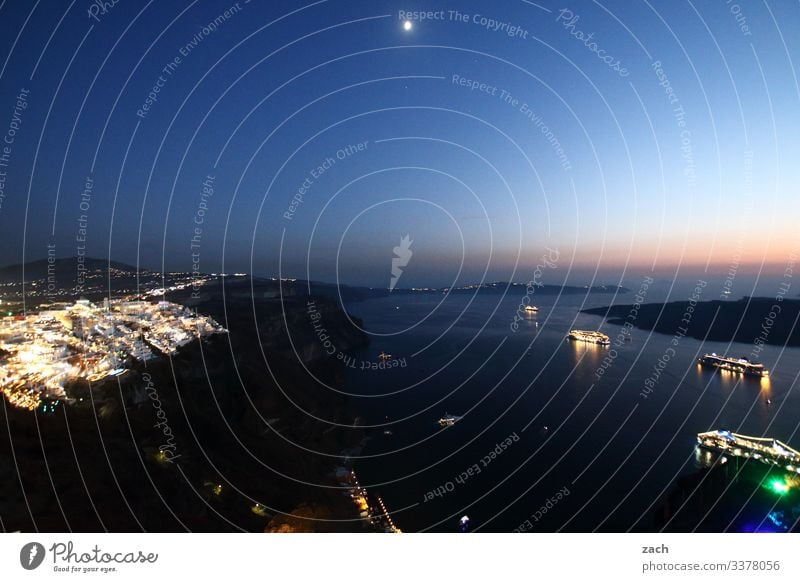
403, 21, 413, 31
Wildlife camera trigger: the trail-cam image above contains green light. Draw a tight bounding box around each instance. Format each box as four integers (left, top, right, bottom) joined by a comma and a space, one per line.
769, 479, 789, 494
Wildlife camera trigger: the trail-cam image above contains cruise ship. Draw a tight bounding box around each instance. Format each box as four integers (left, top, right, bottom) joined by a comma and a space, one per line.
698, 353, 769, 377
523, 305, 539, 313
567, 330, 611, 345
697, 430, 800, 472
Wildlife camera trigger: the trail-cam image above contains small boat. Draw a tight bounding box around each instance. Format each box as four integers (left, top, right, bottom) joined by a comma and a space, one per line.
438, 413, 462, 428
378, 351, 392, 361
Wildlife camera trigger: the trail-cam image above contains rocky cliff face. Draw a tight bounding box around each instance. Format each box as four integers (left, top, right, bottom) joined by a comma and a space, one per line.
0, 293, 370, 532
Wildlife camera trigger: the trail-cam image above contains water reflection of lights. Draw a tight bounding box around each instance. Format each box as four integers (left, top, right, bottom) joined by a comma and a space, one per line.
695, 447, 714, 467
569, 340, 604, 365
569, 341, 604, 352
697, 362, 773, 392
695, 447, 728, 468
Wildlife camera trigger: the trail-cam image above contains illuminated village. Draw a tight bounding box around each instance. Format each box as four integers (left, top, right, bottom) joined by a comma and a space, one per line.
0, 298, 226, 410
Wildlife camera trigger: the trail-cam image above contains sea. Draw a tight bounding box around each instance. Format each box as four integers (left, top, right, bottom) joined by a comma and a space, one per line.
343, 285, 800, 532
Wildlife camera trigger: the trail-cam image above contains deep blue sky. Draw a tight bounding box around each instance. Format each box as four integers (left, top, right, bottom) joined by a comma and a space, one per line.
0, 0, 798, 289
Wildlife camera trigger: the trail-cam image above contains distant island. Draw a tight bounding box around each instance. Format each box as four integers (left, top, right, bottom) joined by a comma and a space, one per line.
384, 282, 629, 296
583, 297, 800, 347
0, 256, 628, 306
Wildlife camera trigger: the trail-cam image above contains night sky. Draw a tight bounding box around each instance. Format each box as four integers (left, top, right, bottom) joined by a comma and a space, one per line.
0, 0, 798, 288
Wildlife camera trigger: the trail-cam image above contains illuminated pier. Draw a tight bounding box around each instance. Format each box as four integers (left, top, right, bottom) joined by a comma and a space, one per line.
376, 496, 401, 533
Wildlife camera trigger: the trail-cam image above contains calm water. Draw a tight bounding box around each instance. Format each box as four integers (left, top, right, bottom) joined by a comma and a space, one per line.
344, 291, 800, 532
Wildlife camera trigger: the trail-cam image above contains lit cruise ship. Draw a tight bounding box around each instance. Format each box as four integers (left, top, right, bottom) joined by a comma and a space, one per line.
567, 330, 611, 345
698, 353, 769, 377
697, 430, 799, 472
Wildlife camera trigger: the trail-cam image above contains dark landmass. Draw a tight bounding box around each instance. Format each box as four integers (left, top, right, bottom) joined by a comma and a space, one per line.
0, 256, 156, 283
387, 282, 629, 296
0, 256, 385, 304
649, 460, 800, 532
0, 257, 194, 303
187, 279, 629, 301
0, 256, 627, 305
0, 276, 372, 532
583, 297, 800, 347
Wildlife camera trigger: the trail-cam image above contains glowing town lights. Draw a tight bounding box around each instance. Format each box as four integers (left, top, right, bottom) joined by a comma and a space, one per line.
0, 299, 226, 410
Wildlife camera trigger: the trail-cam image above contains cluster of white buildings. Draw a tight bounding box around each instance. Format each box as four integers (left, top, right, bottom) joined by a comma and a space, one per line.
0, 298, 225, 410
